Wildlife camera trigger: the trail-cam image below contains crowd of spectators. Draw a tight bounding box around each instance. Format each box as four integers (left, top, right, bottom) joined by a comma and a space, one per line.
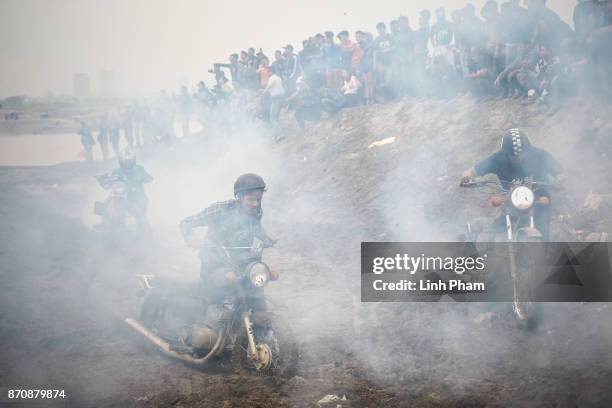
192, 0, 612, 132
78, 0, 612, 154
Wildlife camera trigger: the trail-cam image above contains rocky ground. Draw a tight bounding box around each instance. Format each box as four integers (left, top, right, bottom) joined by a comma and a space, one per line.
1, 97, 612, 407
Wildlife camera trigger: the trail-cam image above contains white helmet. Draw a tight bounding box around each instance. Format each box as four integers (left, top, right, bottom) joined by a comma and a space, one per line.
118, 149, 136, 168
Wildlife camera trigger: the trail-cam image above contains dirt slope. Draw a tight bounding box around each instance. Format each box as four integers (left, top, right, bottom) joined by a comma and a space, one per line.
1, 97, 612, 407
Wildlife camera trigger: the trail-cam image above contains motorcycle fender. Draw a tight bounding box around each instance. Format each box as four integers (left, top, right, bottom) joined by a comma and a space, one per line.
94, 201, 106, 216
517, 227, 542, 239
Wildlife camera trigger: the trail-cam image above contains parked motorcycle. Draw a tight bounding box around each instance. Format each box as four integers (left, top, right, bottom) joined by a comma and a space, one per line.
125, 237, 298, 376
93, 174, 147, 230
460, 177, 551, 327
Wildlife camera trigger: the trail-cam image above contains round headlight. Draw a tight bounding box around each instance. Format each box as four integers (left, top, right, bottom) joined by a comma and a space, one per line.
510, 186, 534, 210
249, 262, 270, 288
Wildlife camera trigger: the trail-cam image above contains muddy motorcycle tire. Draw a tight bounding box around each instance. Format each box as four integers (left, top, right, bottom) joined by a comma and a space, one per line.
512, 237, 541, 330
232, 312, 299, 377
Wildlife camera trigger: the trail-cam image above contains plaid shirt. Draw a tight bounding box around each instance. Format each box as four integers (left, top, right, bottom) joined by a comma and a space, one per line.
180, 199, 271, 249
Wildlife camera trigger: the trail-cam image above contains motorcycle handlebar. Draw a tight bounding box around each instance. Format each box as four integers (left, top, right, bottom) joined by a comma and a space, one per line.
460, 177, 557, 191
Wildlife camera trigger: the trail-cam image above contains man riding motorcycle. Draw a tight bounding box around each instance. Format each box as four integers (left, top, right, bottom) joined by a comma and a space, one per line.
180, 173, 278, 306
109, 149, 153, 226
461, 128, 562, 240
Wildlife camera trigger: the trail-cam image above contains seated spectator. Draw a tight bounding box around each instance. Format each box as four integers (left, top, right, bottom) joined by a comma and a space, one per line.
494, 40, 537, 98
341, 69, 362, 107
286, 79, 323, 128
464, 46, 496, 99
545, 38, 588, 104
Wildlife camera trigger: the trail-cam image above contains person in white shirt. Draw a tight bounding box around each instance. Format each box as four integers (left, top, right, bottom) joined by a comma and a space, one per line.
263, 66, 285, 128
341, 69, 362, 107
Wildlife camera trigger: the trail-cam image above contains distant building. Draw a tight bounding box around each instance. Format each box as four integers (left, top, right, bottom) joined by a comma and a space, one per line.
100, 70, 116, 98
73, 73, 91, 99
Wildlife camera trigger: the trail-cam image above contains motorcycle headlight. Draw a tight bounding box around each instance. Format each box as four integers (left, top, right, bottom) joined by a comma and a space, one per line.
112, 181, 127, 195
511, 186, 534, 210
248, 262, 271, 288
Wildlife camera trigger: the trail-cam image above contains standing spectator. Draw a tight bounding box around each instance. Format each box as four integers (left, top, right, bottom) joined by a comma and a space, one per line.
271, 50, 286, 80
309, 34, 327, 87
247, 48, 259, 67
322, 32, 343, 89
573, 0, 600, 46
462, 4, 487, 49
262, 66, 285, 133
351, 31, 366, 70
373, 22, 396, 100
109, 114, 122, 156
283, 45, 300, 94
132, 102, 145, 147
481, 0, 502, 57
257, 57, 271, 88
431, 8, 454, 50
498, 0, 533, 67
589, 0, 612, 99
216, 53, 242, 88
528, 0, 574, 55
390, 19, 400, 37
122, 106, 134, 148
338, 31, 356, 71
97, 114, 110, 161
178, 85, 192, 138
299, 39, 314, 81
395, 16, 415, 95
78, 119, 95, 162
414, 10, 432, 96
356, 31, 374, 104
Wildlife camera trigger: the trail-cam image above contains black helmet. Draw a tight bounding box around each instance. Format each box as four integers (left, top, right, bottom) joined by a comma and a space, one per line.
501, 128, 531, 157
234, 173, 267, 197
118, 149, 136, 169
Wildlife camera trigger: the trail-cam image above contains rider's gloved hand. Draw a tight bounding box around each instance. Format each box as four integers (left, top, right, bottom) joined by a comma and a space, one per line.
224, 271, 238, 282
538, 196, 550, 206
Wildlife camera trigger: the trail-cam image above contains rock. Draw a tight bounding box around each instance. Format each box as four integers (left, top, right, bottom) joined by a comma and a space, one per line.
317, 394, 347, 406
287, 375, 307, 388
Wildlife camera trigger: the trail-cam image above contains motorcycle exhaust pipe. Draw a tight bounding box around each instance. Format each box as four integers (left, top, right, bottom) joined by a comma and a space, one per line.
124, 318, 224, 366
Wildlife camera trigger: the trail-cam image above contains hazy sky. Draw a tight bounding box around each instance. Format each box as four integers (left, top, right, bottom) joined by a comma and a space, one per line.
0, 0, 576, 98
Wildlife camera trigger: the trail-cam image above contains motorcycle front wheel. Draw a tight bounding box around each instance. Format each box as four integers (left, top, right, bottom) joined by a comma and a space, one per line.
232, 312, 299, 377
